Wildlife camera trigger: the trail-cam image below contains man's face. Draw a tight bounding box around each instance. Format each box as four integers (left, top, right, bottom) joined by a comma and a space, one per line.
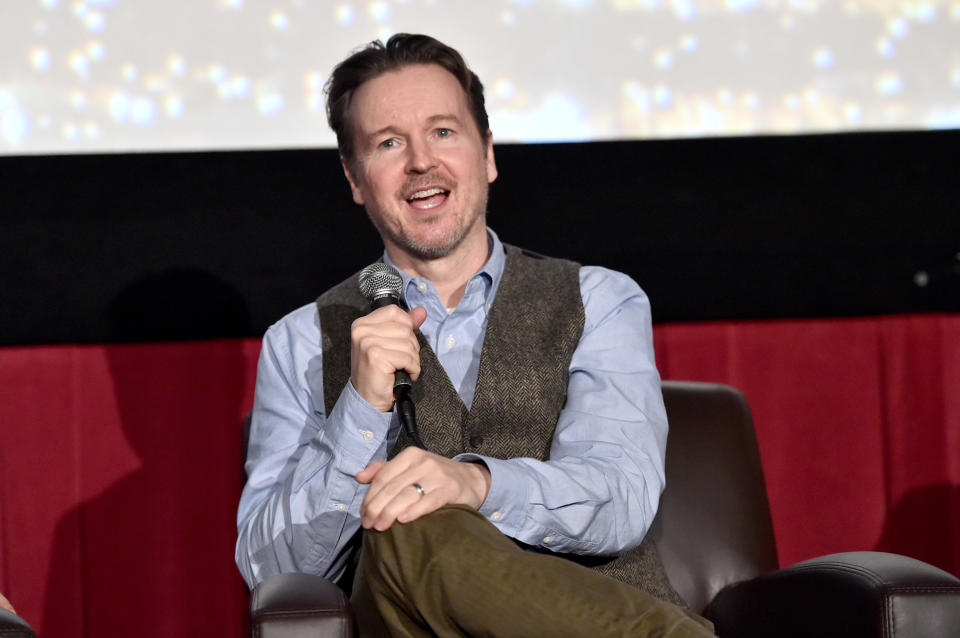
342, 63, 497, 263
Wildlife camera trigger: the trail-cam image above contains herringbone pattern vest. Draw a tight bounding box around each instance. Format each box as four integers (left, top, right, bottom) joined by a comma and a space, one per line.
316, 244, 684, 606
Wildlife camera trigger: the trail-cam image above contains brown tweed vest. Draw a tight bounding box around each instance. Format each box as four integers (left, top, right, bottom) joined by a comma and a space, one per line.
316, 243, 684, 607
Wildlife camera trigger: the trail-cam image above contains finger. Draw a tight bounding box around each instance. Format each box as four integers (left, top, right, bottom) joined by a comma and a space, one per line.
353, 307, 421, 349
363, 481, 415, 529
356, 304, 418, 329
370, 483, 431, 531
356, 460, 386, 484
357, 342, 422, 378
352, 328, 422, 374
361, 450, 442, 526
364, 447, 425, 494
360, 453, 418, 518
396, 485, 448, 524
350, 314, 415, 338
352, 326, 422, 362
351, 339, 422, 410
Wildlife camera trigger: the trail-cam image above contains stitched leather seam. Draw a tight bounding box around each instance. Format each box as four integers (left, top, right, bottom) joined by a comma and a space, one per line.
883, 595, 893, 638
884, 586, 960, 638
787, 562, 884, 584
256, 610, 347, 619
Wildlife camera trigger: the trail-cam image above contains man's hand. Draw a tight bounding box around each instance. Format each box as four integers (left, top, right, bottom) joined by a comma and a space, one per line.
357, 447, 491, 531
351, 305, 427, 412
0, 592, 15, 614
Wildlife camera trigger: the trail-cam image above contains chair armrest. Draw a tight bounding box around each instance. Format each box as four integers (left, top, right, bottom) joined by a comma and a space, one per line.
0, 608, 36, 638
704, 551, 960, 638
250, 573, 355, 638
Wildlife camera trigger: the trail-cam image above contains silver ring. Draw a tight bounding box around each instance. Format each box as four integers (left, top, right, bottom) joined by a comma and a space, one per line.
411, 482, 425, 497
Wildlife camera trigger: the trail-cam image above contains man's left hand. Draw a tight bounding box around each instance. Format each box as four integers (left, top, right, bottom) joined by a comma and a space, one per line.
0, 593, 15, 614
356, 447, 491, 531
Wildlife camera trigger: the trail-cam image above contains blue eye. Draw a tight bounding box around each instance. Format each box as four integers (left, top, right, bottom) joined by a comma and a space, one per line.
379, 138, 396, 148
436, 128, 451, 138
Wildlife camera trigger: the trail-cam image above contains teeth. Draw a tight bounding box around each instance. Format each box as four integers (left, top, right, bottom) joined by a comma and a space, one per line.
410, 187, 444, 200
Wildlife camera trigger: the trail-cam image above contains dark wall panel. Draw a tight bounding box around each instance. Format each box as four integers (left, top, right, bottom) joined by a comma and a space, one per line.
1, 130, 957, 346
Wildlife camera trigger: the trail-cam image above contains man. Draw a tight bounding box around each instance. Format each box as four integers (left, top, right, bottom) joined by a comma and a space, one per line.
236, 34, 713, 636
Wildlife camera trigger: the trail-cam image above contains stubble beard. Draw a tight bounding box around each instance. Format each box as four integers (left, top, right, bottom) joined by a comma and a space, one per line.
373, 186, 488, 262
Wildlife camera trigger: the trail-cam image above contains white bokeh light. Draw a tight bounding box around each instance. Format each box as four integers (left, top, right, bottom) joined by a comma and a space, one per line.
258, 93, 285, 116
164, 95, 185, 118
0, 0, 957, 153
0, 94, 30, 146
369, 2, 391, 22
30, 47, 52, 71
336, 4, 355, 25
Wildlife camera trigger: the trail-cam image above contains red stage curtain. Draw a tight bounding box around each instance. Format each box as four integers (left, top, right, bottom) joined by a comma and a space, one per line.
654, 314, 960, 572
1, 315, 958, 636
0, 340, 260, 637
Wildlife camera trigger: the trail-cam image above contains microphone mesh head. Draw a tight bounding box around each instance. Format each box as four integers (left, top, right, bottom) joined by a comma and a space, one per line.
358, 262, 403, 301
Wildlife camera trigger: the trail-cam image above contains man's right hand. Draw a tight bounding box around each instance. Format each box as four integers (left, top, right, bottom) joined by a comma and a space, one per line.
350, 305, 427, 412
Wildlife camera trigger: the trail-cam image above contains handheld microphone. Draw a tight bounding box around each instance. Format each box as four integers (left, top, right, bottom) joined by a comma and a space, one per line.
358, 263, 425, 449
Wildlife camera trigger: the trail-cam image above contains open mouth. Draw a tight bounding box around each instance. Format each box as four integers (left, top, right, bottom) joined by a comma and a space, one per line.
406, 187, 449, 210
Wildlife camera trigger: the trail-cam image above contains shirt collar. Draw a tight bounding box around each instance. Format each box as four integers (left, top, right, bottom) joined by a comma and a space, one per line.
382, 227, 506, 307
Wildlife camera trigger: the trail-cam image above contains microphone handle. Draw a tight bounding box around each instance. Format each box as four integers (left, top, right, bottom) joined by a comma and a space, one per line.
394, 384, 425, 449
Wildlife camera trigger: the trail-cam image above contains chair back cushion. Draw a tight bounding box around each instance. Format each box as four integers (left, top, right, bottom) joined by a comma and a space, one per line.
649, 381, 779, 613
0, 609, 36, 638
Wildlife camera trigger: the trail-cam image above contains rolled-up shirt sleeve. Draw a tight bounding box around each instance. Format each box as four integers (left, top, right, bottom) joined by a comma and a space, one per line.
456, 266, 667, 556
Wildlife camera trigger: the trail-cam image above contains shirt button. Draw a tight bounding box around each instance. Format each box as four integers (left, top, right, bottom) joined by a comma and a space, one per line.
335, 503, 346, 512
416, 281, 428, 293
359, 429, 374, 441
490, 511, 503, 522
543, 536, 554, 544
444, 335, 456, 348
469, 435, 484, 448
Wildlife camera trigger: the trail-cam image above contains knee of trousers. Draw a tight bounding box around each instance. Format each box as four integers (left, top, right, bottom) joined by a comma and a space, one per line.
360, 505, 501, 587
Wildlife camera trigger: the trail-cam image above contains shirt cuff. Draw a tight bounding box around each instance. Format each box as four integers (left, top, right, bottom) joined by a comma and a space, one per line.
453, 453, 528, 535
325, 380, 395, 473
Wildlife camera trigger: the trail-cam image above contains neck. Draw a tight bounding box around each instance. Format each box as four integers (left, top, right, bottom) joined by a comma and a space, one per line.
386, 227, 489, 308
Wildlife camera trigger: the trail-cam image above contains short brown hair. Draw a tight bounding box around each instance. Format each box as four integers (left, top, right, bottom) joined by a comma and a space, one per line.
325, 33, 489, 167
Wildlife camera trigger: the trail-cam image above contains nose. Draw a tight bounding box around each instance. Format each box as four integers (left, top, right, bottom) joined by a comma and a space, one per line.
405, 137, 437, 173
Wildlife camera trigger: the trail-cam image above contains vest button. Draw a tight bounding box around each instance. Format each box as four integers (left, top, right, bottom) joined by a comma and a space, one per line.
469, 435, 484, 448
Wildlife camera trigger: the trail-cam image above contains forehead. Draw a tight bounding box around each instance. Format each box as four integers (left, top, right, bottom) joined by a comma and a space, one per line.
348, 63, 471, 134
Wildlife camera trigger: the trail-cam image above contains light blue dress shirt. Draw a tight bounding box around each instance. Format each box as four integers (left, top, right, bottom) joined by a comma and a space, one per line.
236, 230, 668, 589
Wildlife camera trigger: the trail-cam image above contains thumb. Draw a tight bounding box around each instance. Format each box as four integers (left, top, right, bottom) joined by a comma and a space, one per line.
409, 306, 427, 330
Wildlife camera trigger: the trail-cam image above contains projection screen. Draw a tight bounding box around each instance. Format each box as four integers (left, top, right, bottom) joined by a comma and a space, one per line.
2, 0, 959, 154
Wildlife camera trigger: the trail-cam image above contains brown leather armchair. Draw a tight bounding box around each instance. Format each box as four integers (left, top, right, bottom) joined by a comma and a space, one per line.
0, 608, 36, 637
249, 381, 960, 637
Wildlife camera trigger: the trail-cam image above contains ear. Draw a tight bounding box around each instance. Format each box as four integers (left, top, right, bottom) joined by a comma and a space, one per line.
341, 158, 365, 206
484, 131, 498, 184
